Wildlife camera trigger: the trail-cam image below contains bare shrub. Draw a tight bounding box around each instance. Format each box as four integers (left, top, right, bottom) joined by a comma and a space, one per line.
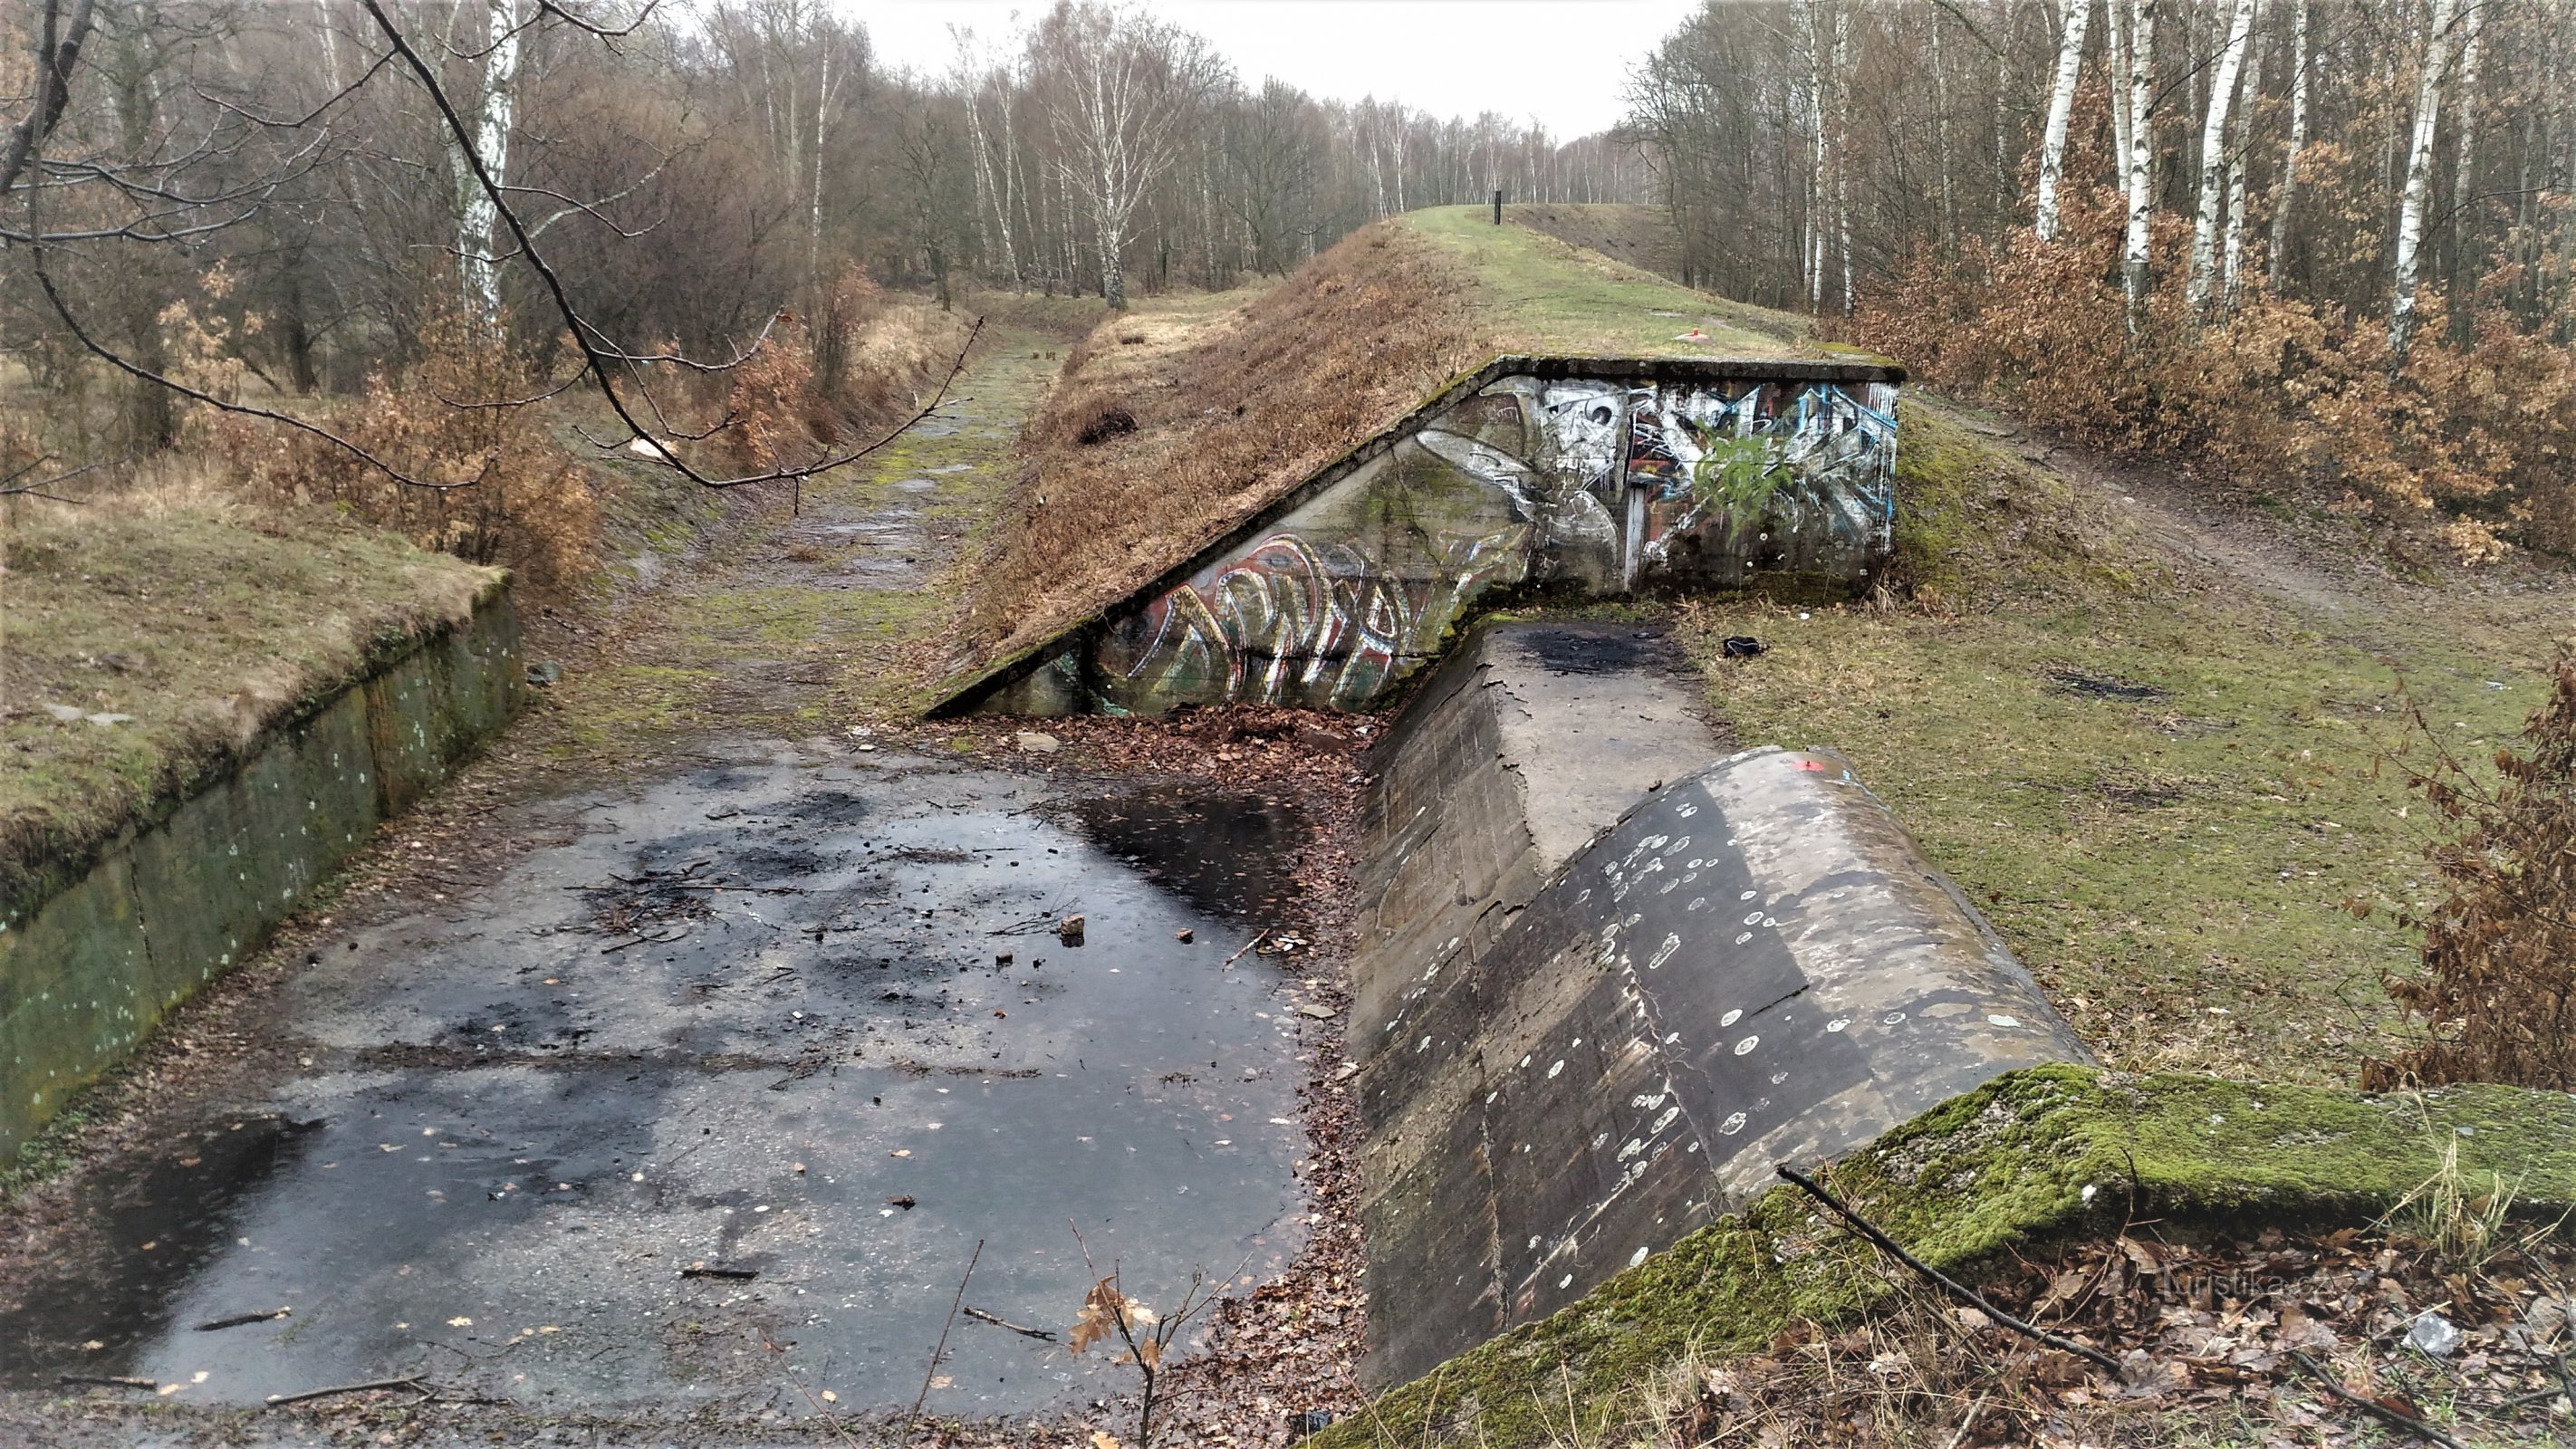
1070, 401, 1136, 446
2364, 647, 2576, 1091
198, 302, 601, 594
1855, 177, 2576, 564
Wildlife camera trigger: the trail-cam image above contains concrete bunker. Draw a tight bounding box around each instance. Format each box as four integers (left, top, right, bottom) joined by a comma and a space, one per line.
937, 356, 1902, 718
1344, 623, 2089, 1386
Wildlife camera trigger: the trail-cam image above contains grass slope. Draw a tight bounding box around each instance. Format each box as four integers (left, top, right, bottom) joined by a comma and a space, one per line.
1673, 402, 2562, 1082
0, 493, 495, 923
952, 207, 1870, 679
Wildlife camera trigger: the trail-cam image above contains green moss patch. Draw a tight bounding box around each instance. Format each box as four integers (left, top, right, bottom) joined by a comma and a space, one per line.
1322, 1066, 2576, 1449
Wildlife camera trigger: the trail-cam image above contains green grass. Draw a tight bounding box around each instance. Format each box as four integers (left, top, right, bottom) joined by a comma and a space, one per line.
0, 497, 495, 923
1670, 404, 2555, 1083
540, 331, 1058, 757
1400, 205, 1838, 360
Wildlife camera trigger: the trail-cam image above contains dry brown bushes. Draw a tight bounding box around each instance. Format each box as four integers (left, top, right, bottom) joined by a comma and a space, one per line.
2366, 648, 2576, 1092
961, 220, 1492, 662
1856, 182, 2576, 564
186, 301, 601, 594
723, 267, 967, 476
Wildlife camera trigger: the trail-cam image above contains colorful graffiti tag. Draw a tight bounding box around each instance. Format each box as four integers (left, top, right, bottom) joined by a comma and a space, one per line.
980, 365, 1900, 716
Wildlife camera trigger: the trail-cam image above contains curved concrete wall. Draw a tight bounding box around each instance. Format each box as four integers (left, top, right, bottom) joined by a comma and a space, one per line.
1349, 622, 2088, 1387
0, 591, 522, 1164
943, 355, 1901, 717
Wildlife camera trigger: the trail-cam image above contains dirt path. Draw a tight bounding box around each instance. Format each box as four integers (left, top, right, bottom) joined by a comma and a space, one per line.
0, 331, 1371, 1446
1934, 397, 2574, 667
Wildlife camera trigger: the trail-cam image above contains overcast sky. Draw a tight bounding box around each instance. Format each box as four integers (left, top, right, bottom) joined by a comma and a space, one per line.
848, 1, 1704, 139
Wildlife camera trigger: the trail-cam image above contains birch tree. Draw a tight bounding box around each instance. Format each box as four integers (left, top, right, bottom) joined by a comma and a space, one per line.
2220, 13, 2268, 310
2390, 0, 2464, 362
2034, 0, 2091, 241
1029, 1, 1227, 309
2266, 0, 2310, 290
2188, 0, 2258, 312
454, 0, 525, 323
2122, 0, 2158, 332
2446, 0, 2486, 333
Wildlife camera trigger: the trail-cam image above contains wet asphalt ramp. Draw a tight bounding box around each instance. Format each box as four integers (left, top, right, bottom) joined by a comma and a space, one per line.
1350, 621, 2091, 1386
0, 748, 1318, 1414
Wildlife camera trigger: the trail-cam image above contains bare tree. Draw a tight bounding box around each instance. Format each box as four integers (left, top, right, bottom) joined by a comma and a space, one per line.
2187, 0, 2257, 313
1028, 0, 1226, 309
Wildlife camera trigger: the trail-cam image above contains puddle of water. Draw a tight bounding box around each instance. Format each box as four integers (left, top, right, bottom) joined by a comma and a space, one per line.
1065, 786, 1307, 927
0, 754, 1315, 1416
892, 478, 937, 494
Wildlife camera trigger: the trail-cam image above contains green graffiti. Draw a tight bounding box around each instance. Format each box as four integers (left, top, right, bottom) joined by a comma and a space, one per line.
1688, 433, 1793, 515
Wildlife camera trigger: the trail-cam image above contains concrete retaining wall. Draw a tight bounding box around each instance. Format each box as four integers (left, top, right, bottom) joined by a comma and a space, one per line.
1349, 621, 2088, 1387
941, 355, 1902, 717
0, 590, 522, 1164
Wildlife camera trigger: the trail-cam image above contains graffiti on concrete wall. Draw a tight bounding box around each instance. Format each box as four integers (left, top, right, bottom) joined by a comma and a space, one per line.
1006, 368, 1900, 716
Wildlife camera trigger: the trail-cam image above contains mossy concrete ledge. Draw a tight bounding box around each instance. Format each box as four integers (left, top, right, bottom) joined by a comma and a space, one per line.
1313, 1065, 2576, 1449
0, 581, 523, 1165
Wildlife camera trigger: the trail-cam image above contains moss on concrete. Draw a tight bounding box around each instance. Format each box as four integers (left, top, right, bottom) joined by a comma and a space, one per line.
1320, 1066, 2576, 1449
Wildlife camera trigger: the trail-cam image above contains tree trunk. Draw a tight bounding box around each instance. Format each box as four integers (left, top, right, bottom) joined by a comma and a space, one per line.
2188, 0, 2257, 313
2122, 0, 2157, 333
2221, 8, 2265, 312
2390, 0, 2461, 364
456, 0, 523, 326
2035, 0, 2091, 241
2266, 0, 2308, 290
2446, 0, 2485, 341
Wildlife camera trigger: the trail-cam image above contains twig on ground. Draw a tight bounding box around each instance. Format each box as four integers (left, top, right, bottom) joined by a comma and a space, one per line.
678, 1263, 758, 1280
1940, 1392, 1991, 1449
56, 1375, 157, 1390
194, 1307, 291, 1331
2288, 1350, 2471, 1449
963, 1305, 1057, 1340
263, 1376, 428, 1408
911, 1237, 983, 1421
1774, 1164, 2122, 1376
1220, 933, 1268, 968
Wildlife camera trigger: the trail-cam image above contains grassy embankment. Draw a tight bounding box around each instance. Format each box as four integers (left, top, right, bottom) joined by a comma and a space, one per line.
1383, 205, 2562, 1085
1671, 400, 2561, 1084
956, 205, 1834, 676
1328, 208, 2572, 1443
0, 480, 497, 922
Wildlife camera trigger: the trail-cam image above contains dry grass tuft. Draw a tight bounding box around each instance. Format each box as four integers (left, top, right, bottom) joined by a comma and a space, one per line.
960, 220, 1493, 662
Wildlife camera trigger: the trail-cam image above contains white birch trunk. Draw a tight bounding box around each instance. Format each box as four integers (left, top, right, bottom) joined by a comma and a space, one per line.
2035, 0, 2092, 241
2221, 7, 2265, 311
1834, 7, 1853, 313
2108, 0, 2133, 197
455, 0, 523, 324
2122, 0, 2157, 332
1931, 18, 1957, 248
806, 42, 831, 288
2188, 0, 2258, 312
2390, 0, 2461, 361
2266, 0, 2308, 289
2446, 0, 2485, 324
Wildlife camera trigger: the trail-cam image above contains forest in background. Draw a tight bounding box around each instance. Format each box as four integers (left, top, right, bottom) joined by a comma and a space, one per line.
1629, 0, 2576, 558
1, 0, 1643, 390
